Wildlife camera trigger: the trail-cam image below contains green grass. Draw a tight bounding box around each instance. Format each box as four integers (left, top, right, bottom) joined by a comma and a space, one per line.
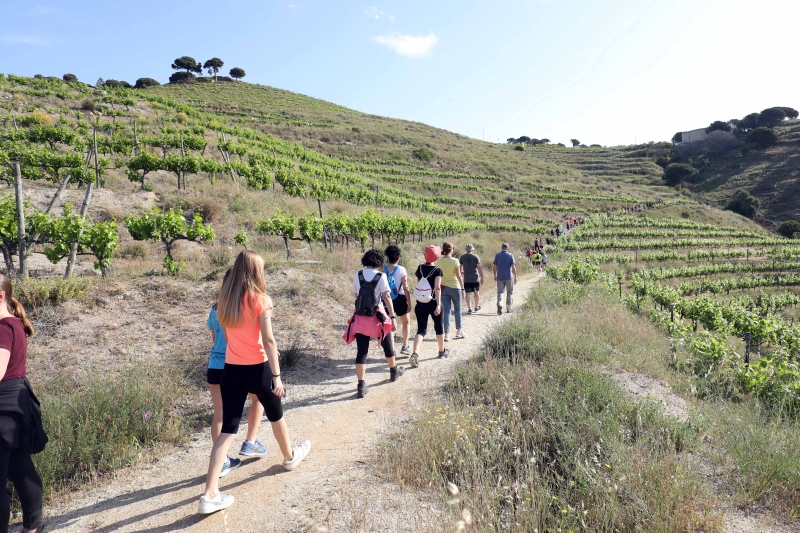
31, 366, 189, 499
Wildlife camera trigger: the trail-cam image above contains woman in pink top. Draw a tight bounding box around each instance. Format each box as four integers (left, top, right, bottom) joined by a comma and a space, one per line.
199, 251, 311, 515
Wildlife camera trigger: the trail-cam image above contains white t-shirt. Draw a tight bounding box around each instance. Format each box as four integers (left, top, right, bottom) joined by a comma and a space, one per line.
352, 268, 391, 302
384, 264, 407, 296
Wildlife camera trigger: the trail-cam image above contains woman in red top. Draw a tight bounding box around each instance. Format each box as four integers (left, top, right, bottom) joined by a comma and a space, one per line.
199, 251, 311, 515
0, 275, 45, 533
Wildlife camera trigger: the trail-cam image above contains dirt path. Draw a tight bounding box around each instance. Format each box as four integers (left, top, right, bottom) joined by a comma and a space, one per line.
42, 276, 543, 533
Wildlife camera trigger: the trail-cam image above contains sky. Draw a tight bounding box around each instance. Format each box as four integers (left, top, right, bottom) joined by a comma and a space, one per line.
2, 0, 799, 146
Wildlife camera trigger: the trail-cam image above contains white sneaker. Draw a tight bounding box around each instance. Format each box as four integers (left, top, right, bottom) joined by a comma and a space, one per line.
283, 439, 312, 471
444, 333, 451, 342
198, 491, 234, 514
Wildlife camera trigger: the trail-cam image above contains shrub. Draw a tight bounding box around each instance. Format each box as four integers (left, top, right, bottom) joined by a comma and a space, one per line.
663, 163, 697, 186
62, 73, 78, 83
655, 156, 670, 168
104, 79, 131, 89
746, 127, 778, 149
725, 189, 760, 218
34, 367, 187, 498
15, 277, 90, 314
168, 71, 195, 84
134, 77, 160, 89
176, 112, 189, 123
80, 98, 96, 112
514, 144, 525, 151
681, 210, 691, 219
757, 107, 787, 128
20, 109, 52, 127
777, 220, 800, 239
117, 241, 149, 260
350, 126, 361, 132
412, 147, 435, 161
705, 120, 732, 133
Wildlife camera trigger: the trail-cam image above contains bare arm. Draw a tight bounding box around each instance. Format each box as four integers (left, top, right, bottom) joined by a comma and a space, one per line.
259, 311, 284, 397
512, 264, 518, 283
492, 264, 498, 280
477, 264, 485, 284
434, 276, 443, 315
381, 290, 395, 318
454, 265, 464, 289
401, 275, 410, 299
0, 349, 9, 381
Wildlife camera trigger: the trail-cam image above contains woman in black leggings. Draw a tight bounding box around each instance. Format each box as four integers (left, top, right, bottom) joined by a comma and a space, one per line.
0, 275, 46, 533
343, 249, 404, 398
409, 245, 447, 367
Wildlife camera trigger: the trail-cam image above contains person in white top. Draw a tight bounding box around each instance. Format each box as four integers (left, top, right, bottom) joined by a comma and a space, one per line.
343, 249, 404, 399
384, 245, 411, 356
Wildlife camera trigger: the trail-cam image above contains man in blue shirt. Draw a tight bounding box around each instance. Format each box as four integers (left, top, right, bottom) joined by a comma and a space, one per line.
492, 243, 517, 315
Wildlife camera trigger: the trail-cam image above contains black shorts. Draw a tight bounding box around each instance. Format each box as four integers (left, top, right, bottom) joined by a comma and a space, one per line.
393, 294, 409, 317
464, 282, 480, 294
220, 363, 283, 433
415, 299, 443, 337
207, 368, 224, 385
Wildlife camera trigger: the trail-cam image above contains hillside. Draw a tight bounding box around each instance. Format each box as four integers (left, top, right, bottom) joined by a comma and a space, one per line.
3, 74, 800, 532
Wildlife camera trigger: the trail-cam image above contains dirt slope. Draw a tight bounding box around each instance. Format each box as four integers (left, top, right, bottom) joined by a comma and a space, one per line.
41, 276, 543, 533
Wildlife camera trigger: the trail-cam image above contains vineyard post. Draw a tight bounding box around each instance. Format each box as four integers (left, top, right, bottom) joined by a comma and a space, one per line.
670, 303, 675, 323
11, 115, 18, 132
64, 133, 98, 278
180, 135, 185, 190
12, 162, 27, 278
635, 249, 638, 263
375, 185, 379, 206
133, 119, 138, 155
744, 332, 751, 365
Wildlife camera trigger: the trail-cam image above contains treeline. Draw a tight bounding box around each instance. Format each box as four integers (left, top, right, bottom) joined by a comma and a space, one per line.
40, 55, 248, 91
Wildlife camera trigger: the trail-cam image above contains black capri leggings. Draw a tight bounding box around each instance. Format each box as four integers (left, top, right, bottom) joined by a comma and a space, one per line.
0, 445, 43, 533
220, 363, 283, 434
355, 333, 394, 365
415, 299, 443, 337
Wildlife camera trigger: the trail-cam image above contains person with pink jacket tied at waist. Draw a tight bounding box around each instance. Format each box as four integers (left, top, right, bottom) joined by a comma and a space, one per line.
343, 249, 405, 399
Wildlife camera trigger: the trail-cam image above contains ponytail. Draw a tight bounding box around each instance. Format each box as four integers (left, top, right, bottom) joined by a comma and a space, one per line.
0, 275, 33, 337
8, 297, 33, 337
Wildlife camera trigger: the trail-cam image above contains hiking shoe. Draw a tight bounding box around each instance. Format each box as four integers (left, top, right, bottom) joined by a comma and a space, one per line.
467, 308, 473, 315
357, 381, 368, 398
400, 346, 411, 356
497, 305, 502, 315
198, 491, 234, 514
476, 306, 482, 312
283, 440, 312, 471
390, 366, 405, 382
239, 440, 267, 457
444, 332, 451, 342
438, 349, 451, 358
219, 457, 241, 478
409, 353, 419, 368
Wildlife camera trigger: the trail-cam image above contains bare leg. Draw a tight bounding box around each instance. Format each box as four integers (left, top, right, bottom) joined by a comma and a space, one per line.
245, 394, 264, 443
204, 433, 236, 497
209, 384, 223, 444
270, 418, 294, 460
400, 315, 410, 348
412, 333, 423, 354
356, 363, 366, 380
436, 334, 445, 352
474, 290, 481, 308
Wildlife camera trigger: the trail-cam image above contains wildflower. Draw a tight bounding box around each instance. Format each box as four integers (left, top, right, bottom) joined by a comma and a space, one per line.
144, 411, 152, 420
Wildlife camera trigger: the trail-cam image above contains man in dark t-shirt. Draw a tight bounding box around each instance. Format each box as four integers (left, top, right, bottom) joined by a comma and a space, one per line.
459, 244, 484, 314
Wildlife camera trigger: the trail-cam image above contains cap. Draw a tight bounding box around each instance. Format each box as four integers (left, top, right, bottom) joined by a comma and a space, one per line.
424, 245, 441, 263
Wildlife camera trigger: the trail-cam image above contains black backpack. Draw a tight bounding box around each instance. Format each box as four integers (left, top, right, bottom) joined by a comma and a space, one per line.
355, 271, 382, 316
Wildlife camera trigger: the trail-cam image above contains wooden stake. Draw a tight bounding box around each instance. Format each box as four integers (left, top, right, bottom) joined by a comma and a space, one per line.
13, 162, 26, 278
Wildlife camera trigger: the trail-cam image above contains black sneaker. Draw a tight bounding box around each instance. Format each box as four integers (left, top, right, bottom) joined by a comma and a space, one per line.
467, 308, 473, 315
409, 353, 419, 368
390, 366, 405, 382
497, 305, 502, 315
506, 305, 512, 314
357, 381, 368, 398
438, 349, 451, 358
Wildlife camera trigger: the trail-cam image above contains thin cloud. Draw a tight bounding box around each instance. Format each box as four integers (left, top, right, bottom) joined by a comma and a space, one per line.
388, 14, 396, 22
288, 4, 298, 7
364, 6, 383, 19
374, 32, 438, 57
1, 34, 47, 46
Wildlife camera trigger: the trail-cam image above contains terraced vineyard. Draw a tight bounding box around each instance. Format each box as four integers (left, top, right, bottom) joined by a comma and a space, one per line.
0, 74, 697, 280
549, 210, 800, 411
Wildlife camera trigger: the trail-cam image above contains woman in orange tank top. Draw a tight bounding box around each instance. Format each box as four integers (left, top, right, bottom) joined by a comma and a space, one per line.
198, 251, 311, 515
